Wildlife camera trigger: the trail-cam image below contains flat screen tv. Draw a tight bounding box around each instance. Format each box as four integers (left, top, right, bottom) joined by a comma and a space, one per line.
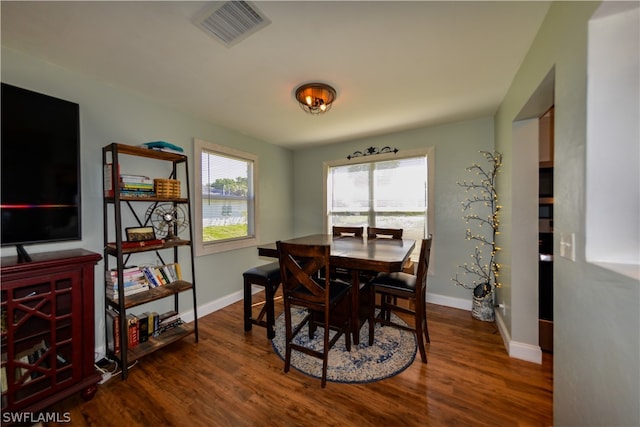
1, 83, 81, 260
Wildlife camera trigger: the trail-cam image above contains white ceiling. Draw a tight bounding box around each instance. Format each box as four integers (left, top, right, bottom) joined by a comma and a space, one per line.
1, 1, 550, 149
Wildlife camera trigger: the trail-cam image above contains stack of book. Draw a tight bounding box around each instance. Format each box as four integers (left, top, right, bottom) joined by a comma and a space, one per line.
119, 174, 154, 197
105, 267, 150, 300
140, 263, 181, 288
107, 310, 182, 353
157, 311, 184, 335
140, 141, 185, 155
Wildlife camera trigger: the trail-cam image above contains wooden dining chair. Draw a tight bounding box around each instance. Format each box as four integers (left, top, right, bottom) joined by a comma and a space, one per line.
331, 226, 364, 281
367, 226, 403, 240
277, 241, 352, 388
368, 235, 433, 363
332, 226, 364, 237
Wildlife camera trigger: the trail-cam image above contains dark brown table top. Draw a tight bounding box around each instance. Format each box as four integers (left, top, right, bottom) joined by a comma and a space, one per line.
257, 234, 415, 273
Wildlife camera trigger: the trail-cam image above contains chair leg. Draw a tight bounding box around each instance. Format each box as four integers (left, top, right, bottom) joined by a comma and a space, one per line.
321, 315, 331, 388
423, 304, 431, 344
368, 286, 376, 346
243, 278, 252, 332
265, 282, 277, 339
283, 300, 293, 373
344, 309, 352, 352
414, 299, 427, 363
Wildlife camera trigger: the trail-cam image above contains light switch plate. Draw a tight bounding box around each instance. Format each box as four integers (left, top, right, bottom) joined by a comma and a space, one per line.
560, 232, 576, 261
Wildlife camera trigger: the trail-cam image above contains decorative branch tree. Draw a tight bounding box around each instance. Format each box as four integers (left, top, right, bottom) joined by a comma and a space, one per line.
452, 151, 502, 320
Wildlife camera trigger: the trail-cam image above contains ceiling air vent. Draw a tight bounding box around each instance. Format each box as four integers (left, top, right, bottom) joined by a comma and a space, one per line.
193, 1, 271, 47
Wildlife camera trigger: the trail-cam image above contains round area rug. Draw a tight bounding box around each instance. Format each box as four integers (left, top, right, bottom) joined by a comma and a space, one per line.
271, 307, 417, 384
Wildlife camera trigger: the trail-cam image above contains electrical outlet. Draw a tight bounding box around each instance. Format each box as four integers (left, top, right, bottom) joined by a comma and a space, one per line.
560, 232, 576, 261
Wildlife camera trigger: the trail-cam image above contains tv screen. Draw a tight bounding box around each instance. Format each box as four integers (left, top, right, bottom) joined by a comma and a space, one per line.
1, 83, 81, 249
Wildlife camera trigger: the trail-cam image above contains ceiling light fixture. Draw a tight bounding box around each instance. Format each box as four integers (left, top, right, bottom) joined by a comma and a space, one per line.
294, 83, 336, 115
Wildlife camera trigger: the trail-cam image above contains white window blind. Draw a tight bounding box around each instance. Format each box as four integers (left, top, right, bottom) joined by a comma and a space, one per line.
201, 150, 254, 242
194, 138, 258, 255
327, 156, 428, 241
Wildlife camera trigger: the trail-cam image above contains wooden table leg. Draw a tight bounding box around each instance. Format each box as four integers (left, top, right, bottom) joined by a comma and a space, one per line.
351, 269, 361, 344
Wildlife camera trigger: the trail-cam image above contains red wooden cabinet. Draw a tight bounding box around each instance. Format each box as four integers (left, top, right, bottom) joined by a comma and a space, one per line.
1, 249, 102, 415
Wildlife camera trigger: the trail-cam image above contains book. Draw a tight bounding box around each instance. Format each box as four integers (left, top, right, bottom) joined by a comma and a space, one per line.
151, 311, 160, 337
104, 163, 117, 197
159, 266, 171, 284
107, 240, 164, 250
159, 310, 180, 326
127, 314, 139, 348
118, 190, 156, 198
149, 147, 186, 155
106, 283, 150, 300
106, 309, 120, 356
15, 355, 31, 384
106, 277, 147, 287
13, 340, 46, 384
106, 279, 148, 291
156, 319, 184, 335
163, 265, 175, 283
174, 262, 182, 280
141, 267, 161, 287
142, 312, 156, 340
120, 174, 151, 183
152, 267, 167, 286
120, 183, 154, 191
141, 141, 184, 152
138, 313, 149, 343
106, 270, 147, 287
1, 367, 7, 393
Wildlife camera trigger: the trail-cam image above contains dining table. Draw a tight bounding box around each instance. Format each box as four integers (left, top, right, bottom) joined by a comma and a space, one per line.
257, 234, 416, 344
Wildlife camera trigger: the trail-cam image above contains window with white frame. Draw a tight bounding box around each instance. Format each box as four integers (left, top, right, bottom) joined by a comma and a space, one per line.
325, 148, 433, 252
194, 138, 257, 255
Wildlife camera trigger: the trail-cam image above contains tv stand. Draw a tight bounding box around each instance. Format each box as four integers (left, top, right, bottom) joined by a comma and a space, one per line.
15, 244, 32, 263
1, 249, 102, 414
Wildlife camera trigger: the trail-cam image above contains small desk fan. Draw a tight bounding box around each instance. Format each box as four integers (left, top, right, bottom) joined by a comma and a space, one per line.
146, 203, 188, 241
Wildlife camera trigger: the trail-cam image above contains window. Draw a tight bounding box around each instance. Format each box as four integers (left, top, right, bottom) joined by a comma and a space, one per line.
324, 148, 433, 253
194, 139, 258, 255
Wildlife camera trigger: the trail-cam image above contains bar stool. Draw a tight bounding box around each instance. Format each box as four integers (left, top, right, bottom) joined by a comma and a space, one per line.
243, 262, 281, 339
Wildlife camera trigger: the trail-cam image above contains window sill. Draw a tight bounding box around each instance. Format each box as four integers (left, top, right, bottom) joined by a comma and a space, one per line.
195, 236, 257, 256
590, 261, 640, 281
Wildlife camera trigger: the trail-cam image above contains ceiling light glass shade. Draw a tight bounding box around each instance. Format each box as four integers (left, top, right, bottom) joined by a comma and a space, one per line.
295, 83, 336, 114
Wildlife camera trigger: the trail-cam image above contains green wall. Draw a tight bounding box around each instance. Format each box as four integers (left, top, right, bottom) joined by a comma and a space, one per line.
495, 2, 639, 424
1, 47, 294, 348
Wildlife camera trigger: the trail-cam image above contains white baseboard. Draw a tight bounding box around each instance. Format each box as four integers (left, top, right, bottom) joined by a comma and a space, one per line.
96, 290, 542, 365
429, 293, 542, 364
426, 293, 472, 311
495, 310, 542, 364
181, 289, 243, 323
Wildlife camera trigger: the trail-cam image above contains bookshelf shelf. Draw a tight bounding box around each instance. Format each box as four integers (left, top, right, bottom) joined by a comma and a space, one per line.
126, 323, 195, 363
102, 142, 199, 380
106, 281, 194, 310
105, 239, 191, 256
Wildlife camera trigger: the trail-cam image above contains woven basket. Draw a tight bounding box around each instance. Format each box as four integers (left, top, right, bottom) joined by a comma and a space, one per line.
154, 178, 180, 198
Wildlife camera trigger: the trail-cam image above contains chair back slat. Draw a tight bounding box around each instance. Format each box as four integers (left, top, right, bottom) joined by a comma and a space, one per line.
277, 241, 330, 304
332, 226, 364, 237
415, 235, 433, 295
367, 227, 403, 240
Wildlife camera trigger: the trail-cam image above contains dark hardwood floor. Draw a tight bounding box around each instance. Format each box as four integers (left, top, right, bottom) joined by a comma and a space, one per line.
47, 293, 553, 426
